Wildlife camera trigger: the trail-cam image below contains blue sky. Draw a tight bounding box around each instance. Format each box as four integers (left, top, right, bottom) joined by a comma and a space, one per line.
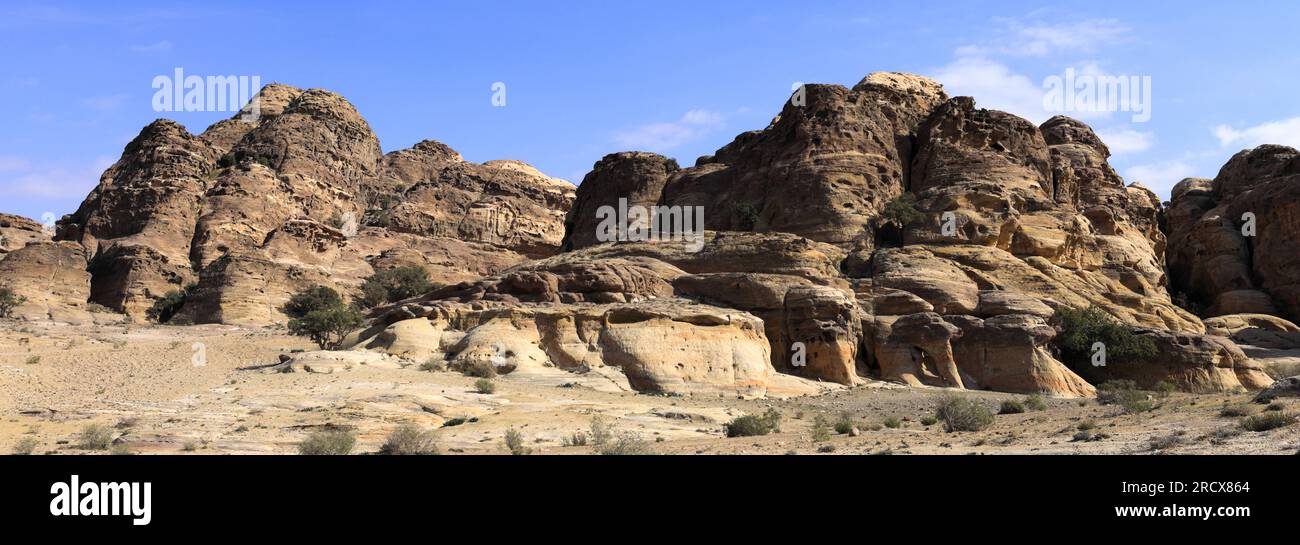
3, 0, 1299, 222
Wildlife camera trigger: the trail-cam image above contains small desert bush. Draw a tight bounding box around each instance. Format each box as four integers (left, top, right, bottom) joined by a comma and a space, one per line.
0, 286, 26, 317
597, 433, 654, 455
1024, 395, 1047, 411
562, 432, 588, 447
356, 265, 433, 309
12, 436, 39, 455
724, 408, 782, 438
380, 424, 439, 455
1077, 419, 1098, 431
1241, 412, 1297, 432
1266, 402, 1286, 412
998, 400, 1026, 415
880, 193, 925, 226
462, 360, 498, 379
883, 416, 902, 429
920, 416, 938, 427
504, 428, 530, 455
934, 395, 994, 432
1097, 380, 1155, 414
1264, 361, 1300, 381
297, 429, 356, 455
833, 412, 857, 435
25, 355, 40, 365
1149, 431, 1184, 451
589, 415, 614, 448
811, 414, 832, 442
419, 358, 444, 372
1219, 404, 1253, 418
76, 424, 114, 450
474, 378, 496, 394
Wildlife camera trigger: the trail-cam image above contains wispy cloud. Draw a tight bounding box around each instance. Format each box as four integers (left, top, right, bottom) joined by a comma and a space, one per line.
1096, 128, 1155, 155
0, 156, 32, 172
0, 156, 114, 200
614, 109, 725, 152
1213, 117, 1300, 150
959, 17, 1131, 58
929, 56, 1046, 122
1124, 159, 1198, 195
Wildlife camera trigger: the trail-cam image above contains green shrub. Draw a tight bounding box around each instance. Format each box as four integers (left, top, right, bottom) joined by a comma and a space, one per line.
880, 193, 925, 226
1097, 380, 1156, 414
283, 285, 344, 318
356, 265, 433, 309
0, 286, 26, 317
1219, 404, 1253, 418
598, 433, 654, 455
146, 284, 198, 324
504, 428, 530, 455
474, 378, 496, 394
1266, 402, 1286, 412
288, 306, 364, 349
724, 408, 782, 438
76, 424, 114, 450
380, 424, 439, 455
418, 358, 444, 372
811, 414, 832, 442
833, 413, 857, 435
1149, 431, 1184, 451
1024, 395, 1047, 411
589, 415, 614, 448
883, 416, 902, 429
297, 429, 356, 455
935, 395, 995, 432
1154, 381, 1178, 397
25, 355, 40, 365
462, 360, 498, 378
1241, 412, 1296, 432
920, 416, 938, 427
562, 432, 588, 447
216, 153, 236, 168
1051, 307, 1157, 371
733, 201, 761, 230
1077, 419, 1097, 431
999, 400, 1026, 415
12, 437, 39, 455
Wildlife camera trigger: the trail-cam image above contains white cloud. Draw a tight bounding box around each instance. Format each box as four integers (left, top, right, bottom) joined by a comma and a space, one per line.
0, 156, 114, 200
1096, 129, 1155, 155
614, 109, 725, 152
1213, 117, 1300, 150
964, 17, 1130, 57
1124, 159, 1198, 196
929, 56, 1048, 123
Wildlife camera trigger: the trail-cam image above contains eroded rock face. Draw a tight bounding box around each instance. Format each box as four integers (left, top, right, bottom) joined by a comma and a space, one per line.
357, 300, 809, 398
1098, 329, 1273, 393
0, 242, 93, 323
562, 152, 679, 251
1167, 145, 1300, 321
40, 85, 574, 325
0, 214, 49, 259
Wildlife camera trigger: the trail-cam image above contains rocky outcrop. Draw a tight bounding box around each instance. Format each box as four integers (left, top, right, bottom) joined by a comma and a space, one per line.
0, 242, 93, 323
36, 84, 575, 326
356, 300, 827, 398
0, 214, 49, 259
1166, 145, 1300, 321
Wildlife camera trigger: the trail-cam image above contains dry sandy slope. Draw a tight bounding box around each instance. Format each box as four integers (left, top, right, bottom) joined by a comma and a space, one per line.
2, 320, 1297, 455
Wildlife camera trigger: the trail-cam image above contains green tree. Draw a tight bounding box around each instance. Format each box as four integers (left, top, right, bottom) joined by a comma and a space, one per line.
288, 305, 364, 349
356, 265, 432, 309
0, 286, 26, 318
283, 285, 344, 318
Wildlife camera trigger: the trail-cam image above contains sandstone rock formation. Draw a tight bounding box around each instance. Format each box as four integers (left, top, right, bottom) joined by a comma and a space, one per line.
36, 84, 574, 326
1166, 145, 1300, 321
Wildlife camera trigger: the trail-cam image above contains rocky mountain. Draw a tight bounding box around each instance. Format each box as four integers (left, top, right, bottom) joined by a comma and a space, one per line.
4, 84, 574, 325
4, 75, 1295, 400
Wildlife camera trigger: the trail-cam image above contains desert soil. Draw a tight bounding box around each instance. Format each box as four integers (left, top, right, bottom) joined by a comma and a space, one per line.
2, 321, 1297, 455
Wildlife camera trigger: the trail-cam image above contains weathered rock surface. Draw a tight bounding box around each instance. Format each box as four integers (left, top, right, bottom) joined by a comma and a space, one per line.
1167, 145, 1300, 321
0, 242, 93, 323
36, 84, 574, 325
0, 214, 49, 259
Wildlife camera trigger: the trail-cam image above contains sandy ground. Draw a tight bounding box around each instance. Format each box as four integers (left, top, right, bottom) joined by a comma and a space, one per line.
2, 320, 1298, 455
